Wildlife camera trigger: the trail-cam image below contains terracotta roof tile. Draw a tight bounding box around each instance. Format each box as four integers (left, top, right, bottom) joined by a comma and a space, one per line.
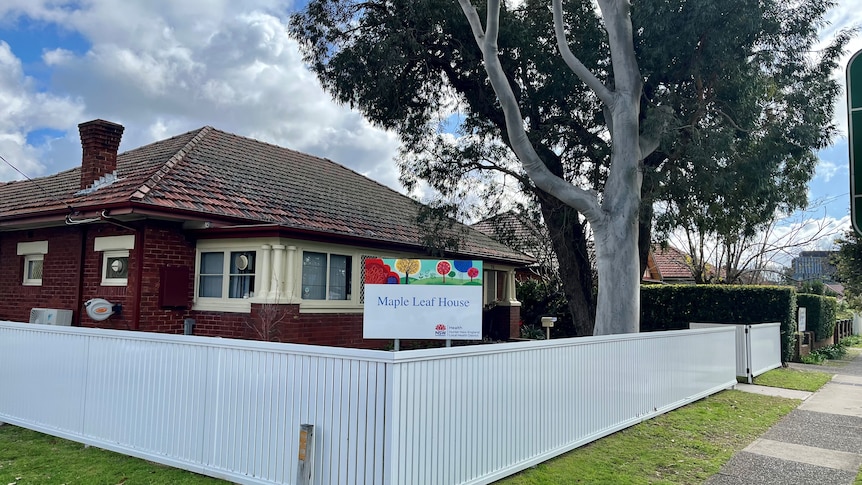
0, 127, 532, 264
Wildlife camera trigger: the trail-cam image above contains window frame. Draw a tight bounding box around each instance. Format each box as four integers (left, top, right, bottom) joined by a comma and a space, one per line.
101, 250, 130, 286
193, 241, 262, 313
23, 254, 44, 286
300, 251, 353, 302
18, 240, 48, 287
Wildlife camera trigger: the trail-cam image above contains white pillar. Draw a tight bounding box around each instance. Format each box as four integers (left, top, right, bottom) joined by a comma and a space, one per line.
258, 244, 272, 300
285, 245, 297, 303
270, 245, 286, 301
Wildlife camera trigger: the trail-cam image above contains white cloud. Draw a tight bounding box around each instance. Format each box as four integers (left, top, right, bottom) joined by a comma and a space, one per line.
0, 0, 404, 192
816, 160, 840, 182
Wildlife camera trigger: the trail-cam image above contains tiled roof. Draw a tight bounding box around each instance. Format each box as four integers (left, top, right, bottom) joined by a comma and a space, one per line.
0, 127, 532, 264
651, 245, 694, 281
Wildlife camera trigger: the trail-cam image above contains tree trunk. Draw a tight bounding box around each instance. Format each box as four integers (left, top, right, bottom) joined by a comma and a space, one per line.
593, 214, 640, 335
537, 194, 596, 336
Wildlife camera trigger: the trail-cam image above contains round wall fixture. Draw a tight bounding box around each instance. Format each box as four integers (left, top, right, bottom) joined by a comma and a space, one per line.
235, 254, 249, 271
85, 298, 115, 321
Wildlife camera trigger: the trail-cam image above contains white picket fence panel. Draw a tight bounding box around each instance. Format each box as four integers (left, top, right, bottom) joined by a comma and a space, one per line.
0, 321, 736, 485
690, 322, 782, 383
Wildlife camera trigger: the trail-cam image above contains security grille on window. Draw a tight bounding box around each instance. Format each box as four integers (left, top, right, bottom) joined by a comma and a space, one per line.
18, 240, 48, 287
301, 251, 352, 300
24, 255, 44, 286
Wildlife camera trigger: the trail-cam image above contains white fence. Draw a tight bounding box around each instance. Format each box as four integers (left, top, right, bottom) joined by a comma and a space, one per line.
0, 321, 736, 485
690, 322, 782, 383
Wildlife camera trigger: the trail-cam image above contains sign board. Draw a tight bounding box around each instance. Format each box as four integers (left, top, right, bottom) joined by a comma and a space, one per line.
798, 307, 807, 332
848, 49, 862, 235
363, 258, 483, 340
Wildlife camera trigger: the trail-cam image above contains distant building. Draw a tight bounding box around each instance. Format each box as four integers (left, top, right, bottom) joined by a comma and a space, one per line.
791, 251, 837, 283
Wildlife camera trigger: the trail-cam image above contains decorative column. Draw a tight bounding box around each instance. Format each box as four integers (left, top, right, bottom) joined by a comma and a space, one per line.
270, 245, 286, 301
285, 246, 298, 303
258, 244, 272, 300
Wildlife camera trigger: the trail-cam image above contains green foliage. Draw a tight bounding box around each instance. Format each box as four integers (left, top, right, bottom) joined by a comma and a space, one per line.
519, 324, 546, 340
799, 279, 825, 295
516, 280, 577, 338
802, 342, 848, 364
291, 0, 851, 335
641, 285, 796, 362
842, 335, 862, 347
796, 294, 838, 341
833, 230, 862, 311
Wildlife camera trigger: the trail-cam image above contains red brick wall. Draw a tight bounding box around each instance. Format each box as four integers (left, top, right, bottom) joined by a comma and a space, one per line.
0, 227, 86, 323
3, 221, 493, 350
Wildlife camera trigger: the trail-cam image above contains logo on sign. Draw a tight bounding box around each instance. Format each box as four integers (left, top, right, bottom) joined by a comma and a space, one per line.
435, 323, 447, 336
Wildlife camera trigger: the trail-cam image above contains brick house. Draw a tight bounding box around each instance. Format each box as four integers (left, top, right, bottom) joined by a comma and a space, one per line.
0, 120, 532, 348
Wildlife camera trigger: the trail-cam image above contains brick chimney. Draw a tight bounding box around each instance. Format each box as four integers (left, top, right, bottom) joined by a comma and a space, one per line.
79, 119, 124, 189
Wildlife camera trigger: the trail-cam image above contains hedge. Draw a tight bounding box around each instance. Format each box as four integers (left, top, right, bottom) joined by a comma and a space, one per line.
796, 294, 838, 341
641, 285, 797, 363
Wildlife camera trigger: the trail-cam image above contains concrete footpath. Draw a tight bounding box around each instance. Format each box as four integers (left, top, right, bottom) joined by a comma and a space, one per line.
706, 350, 862, 484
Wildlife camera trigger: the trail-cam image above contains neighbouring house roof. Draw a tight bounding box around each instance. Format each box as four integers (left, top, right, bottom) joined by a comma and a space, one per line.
644, 245, 695, 283
0, 126, 533, 265
472, 211, 545, 257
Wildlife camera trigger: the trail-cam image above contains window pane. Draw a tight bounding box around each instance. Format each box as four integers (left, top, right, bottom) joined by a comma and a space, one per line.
229, 251, 255, 298
229, 275, 255, 298
199, 252, 224, 297
106, 256, 129, 279
329, 254, 351, 300
302, 252, 327, 300
27, 258, 43, 280
199, 275, 223, 297
200, 252, 224, 274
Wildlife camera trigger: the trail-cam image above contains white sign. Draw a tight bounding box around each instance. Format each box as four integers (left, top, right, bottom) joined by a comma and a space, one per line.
363, 258, 483, 340
798, 307, 807, 332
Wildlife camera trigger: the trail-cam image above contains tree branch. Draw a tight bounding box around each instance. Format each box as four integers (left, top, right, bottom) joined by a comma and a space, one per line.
552, 0, 613, 106
457, 0, 603, 222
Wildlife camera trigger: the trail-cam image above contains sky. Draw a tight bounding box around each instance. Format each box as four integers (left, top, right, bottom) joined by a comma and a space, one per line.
1, 0, 861, 260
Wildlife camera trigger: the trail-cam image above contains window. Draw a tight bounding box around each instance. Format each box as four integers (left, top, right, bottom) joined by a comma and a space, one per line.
102, 250, 130, 286
95, 235, 135, 286
198, 250, 257, 299
18, 240, 48, 286
24, 254, 44, 286
301, 251, 352, 301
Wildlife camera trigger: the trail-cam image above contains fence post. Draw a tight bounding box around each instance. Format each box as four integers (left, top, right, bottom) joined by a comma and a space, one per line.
297, 424, 314, 485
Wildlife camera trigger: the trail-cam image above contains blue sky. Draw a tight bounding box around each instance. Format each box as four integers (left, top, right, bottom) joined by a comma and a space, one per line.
0, 0, 860, 256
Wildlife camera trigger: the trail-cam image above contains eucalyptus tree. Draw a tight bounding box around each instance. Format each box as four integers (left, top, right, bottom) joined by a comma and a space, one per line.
291, 0, 850, 335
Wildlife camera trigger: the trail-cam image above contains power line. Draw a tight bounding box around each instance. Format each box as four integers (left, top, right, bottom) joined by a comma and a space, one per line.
0, 153, 75, 211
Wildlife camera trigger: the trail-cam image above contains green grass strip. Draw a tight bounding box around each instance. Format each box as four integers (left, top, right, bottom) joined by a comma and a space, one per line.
0, 424, 227, 485
753, 367, 833, 392
496, 390, 798, 484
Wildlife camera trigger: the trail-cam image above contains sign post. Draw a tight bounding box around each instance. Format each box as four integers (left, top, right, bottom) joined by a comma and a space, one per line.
848, 49, 862, 235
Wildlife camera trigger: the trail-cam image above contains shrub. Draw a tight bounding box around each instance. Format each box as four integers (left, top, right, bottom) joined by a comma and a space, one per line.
517, 280, 576, 337
796, 294, 838, 341
641, 285, 797, 363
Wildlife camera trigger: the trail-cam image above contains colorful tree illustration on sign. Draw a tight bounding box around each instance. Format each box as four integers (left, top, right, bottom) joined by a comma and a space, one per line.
453, 260, 472, 279
395, 259, 421, 284
436, 260, 451, 283
467, 267, 479, 281
365, 258, 400, 284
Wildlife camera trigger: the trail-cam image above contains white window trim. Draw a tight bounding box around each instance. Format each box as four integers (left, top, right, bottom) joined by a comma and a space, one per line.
23, 254, 44, 286
18, 241, 48, 287
193, 240, 265, 313
101, 250, 130, 286
296, 245, 364, 313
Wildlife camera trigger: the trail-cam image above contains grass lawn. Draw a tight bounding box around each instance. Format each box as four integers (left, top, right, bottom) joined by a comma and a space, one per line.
0, 424, 228, 485
752, 367, 833, 392
494, 390, 799, 484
